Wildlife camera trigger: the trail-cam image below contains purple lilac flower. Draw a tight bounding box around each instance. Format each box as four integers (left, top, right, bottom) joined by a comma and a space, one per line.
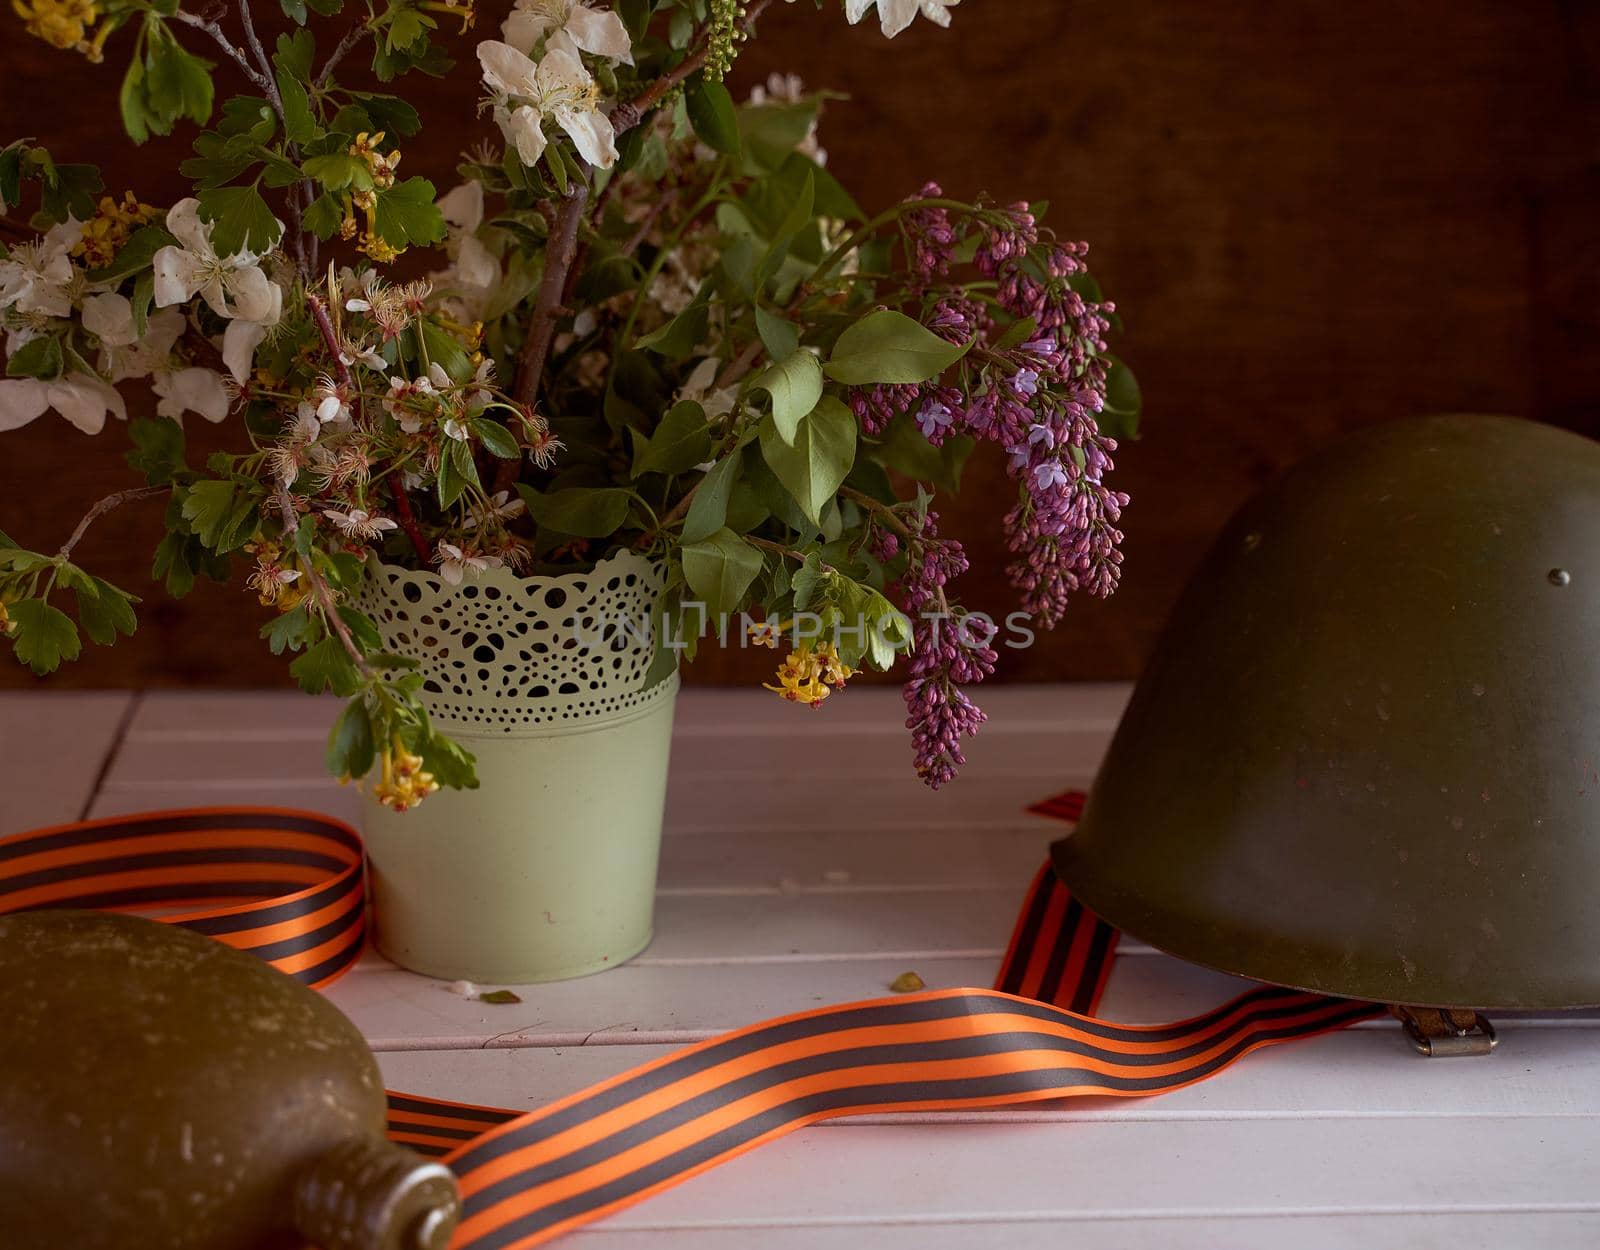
903, 182, 958, 284
897, 510, 996, 789
916, 398, 954, 441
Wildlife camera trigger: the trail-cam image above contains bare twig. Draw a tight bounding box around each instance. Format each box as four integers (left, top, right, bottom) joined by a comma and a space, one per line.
617, 191, 674, 261
387, 480, 432, 564
511, 185, 589, 408
305, 292, 351, 388
235, 0, 278, 98
315, 22, 369, 87
57, 486, 170, 559
171, 10, 274, 95
839, 485, 915, 537
713, 338, 765, 392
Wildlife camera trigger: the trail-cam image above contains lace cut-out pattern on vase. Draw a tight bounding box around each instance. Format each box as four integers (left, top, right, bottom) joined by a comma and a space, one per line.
356, 550, 674, 735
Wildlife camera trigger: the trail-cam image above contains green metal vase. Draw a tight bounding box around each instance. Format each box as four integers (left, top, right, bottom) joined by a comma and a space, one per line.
356, 550, 677, 984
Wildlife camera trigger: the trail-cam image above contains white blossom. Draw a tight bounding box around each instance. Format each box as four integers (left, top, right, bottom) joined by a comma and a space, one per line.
502, 0, 633, 65
221, 279, 284, 386
0, 219, 82, 319
311, 375, 351, 424
152, 199, 281, 322
478, 42, 618, 170
463, 489, 527, 530
430, 182, 501, 321
842, 0, 960, 37
434, 542, 504, 585
153, 366, 231, 424
323, 508, 399, 541
0, 373, 126, 435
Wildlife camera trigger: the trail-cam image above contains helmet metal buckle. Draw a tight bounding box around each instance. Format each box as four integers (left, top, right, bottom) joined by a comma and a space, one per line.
1398, 1008, 1498, 1058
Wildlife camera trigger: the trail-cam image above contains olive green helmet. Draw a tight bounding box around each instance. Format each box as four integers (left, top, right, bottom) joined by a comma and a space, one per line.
1053, 415, 1600, 1021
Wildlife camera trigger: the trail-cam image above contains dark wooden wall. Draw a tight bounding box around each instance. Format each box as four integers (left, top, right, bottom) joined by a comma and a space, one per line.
3, 1, 1597, 689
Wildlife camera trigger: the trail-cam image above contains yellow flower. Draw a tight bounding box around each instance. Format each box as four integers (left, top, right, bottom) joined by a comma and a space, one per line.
0, 599, 13, 637
14, 0, 100, 57
756, 628, 855, 708
370, 739, 441, 812
73, 192, 161, 269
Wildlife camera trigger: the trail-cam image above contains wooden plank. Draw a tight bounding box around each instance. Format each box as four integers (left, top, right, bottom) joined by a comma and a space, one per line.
0, 692, 132, 836
375, 1023, 1600, 1120
332, 946, 1596, 1052
111, 690, 1117, 783
563, 1214, 1600, 1250
121, 686, 1130, 737
92, 772, 1083, 834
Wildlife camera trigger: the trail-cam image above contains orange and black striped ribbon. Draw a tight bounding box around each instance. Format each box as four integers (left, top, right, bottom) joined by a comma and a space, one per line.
0, 794, 1379, 1250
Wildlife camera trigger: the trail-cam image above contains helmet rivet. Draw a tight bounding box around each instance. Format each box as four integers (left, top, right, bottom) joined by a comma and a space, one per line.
1548, 568, 1571, 587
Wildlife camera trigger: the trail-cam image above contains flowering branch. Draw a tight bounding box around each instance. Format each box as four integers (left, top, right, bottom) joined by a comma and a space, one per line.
512, 0, 779, 412
274, 484, 370, 673
303, 291, 431, 562
57, 486, 170, 560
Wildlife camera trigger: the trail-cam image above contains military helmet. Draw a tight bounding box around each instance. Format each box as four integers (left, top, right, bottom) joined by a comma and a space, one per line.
1053, 415, 1600, 1035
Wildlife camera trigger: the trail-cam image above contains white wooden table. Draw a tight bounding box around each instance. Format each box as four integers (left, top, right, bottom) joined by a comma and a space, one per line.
4, 686, 1598, 1249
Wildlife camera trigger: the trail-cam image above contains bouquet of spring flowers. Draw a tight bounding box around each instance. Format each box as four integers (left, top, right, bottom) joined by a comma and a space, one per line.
0, 0, 1140, 806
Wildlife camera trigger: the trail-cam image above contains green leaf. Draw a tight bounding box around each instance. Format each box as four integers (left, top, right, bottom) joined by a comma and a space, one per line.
681, 528, 763, 616
631, 401, 711, 478
6, 335, 62, 380
336, 605, 383, 652
275, 29, 316, 79
304, 191, 343, 238
180, 479, 262, 552
126, 417, 188, 485
130, 271, 155, 338
680, 453, 740, 544
144, 29, 215, 133
74, 576, 138, 647
871, 414, 975, 494
825, 311, 970, 386
418, 318, 473, 382
197, 186, 282, 255
469, 417, 520, 459
758, 396, 857, 528
754, 308, 799, 361
371, 177, 447, 249
751, 349, 823, 445
0, 144, 22, 211
326, 698, 376, 779
290, 636, 363, 697
275, 67, 317, 145
478, 989, 522, 1004
419, 728, 477, 789
84, 225, 177, 284
739, 99, 821, 172
302, 153, 372, 192
8, 599, 81, 674
515, 486, 632, 538
1098, 354, 1142, 441
636, 300, 709, 359
261, 604, 316, 654
685, 75, 740, 156
348, 91, 422, 138
32, 156, 102, 224
435, 441, 477, 509
383, 6, 432, 53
